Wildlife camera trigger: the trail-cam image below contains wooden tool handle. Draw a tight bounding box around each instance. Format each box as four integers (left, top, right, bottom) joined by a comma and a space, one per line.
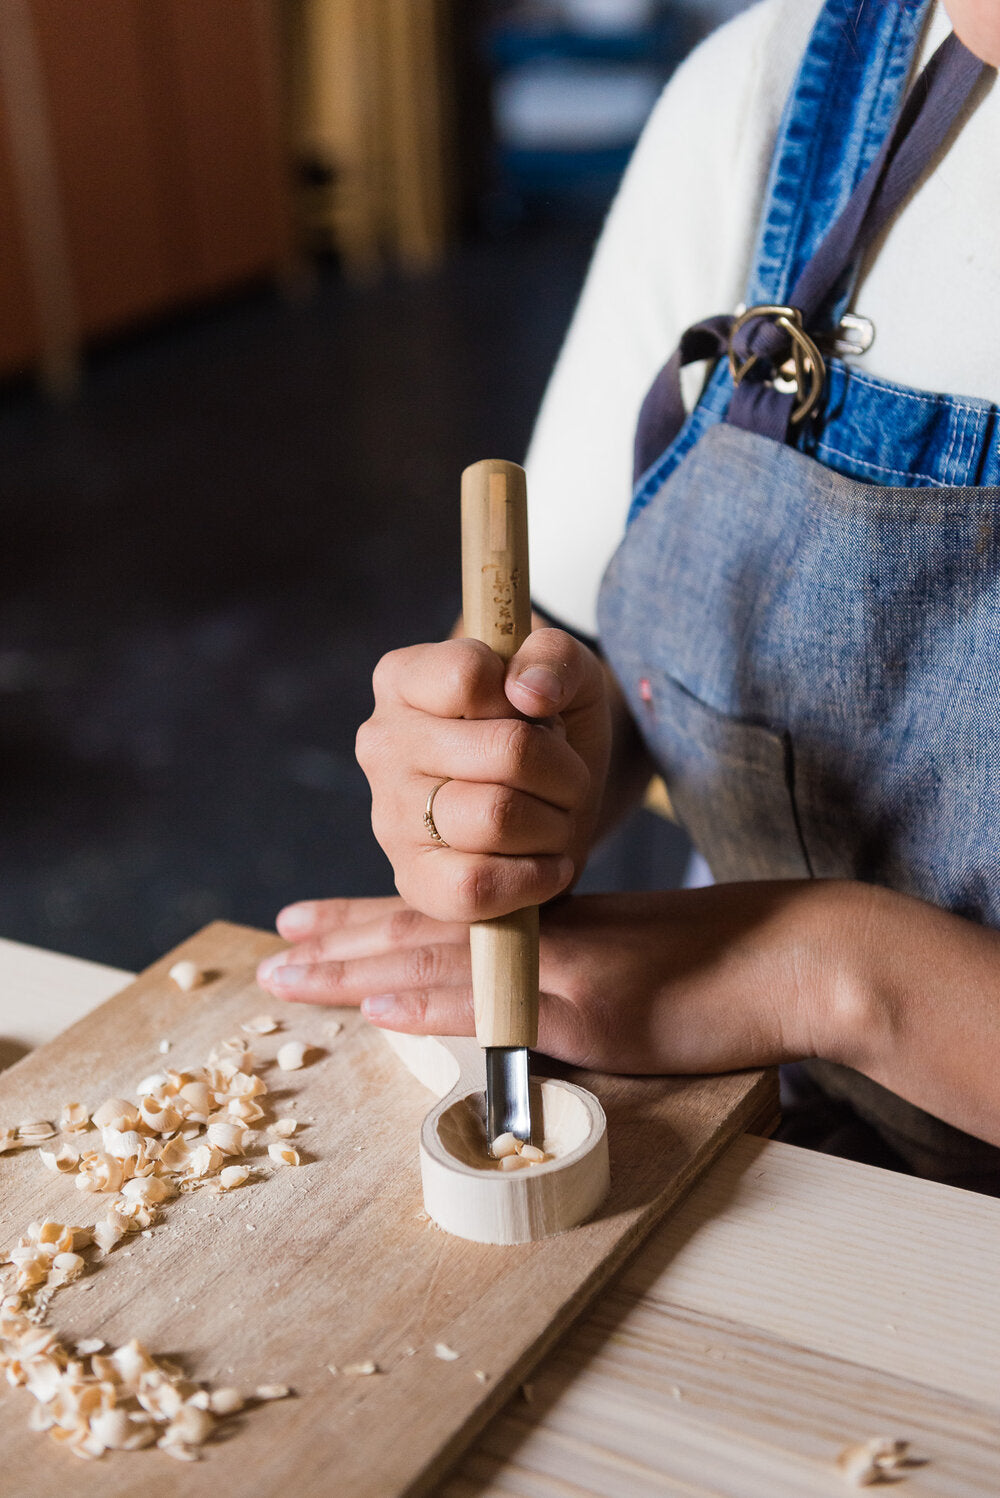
460, 459, 539, 1050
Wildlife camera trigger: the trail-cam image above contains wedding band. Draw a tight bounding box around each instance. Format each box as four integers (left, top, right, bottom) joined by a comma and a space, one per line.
423, 778, 451, 846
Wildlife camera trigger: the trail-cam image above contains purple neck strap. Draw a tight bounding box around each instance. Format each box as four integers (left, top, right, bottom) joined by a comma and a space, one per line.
634, 32, 988, 481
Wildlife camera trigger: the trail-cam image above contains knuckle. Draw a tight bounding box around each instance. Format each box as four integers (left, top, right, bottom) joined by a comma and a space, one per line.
388, 905, 423, 945
499, 717, 537, 777
407, 990, 430, 1027
354, 716, 375, 767
485, 783, 519, 844
404, 944, 441, 989
317, 959, 347, 993
442, 639, 491, 706
371, 647, 408, 698
452, 861, 493, 923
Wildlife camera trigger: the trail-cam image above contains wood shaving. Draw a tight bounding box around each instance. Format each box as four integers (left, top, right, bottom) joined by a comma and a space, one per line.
167, 960, 202, 992
267, 1142, 301, 1168
218, 1165, 251, 1192
0, 1020, 318, 1462
342, 1361, 378, 1376
58, 1102, 90, 1133
474, 1370, 489, 1383
837, 1437, 913, 1486
158, 1039, 171, 1055
39, 1144, 79, 1174
91, 1098, 140, 1131
324, 1020, 343, 1038
267, 1118, 298, 1138
241, 1015, 280, 1035
208, 1387, 244, 1415
434, 1343, 460, 1361
276, 1040, 310, 1072
491, 1134, 551, 1167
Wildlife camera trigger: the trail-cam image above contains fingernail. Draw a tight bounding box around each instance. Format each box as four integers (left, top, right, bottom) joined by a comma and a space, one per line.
362, 994, 397, 1017
277, 904, 312, 935
256, 954, 287, 982
266, 964, 306, 987
515, 666, 563, 707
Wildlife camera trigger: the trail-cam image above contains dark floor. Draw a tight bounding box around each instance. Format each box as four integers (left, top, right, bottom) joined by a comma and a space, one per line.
0, 226, 688, 972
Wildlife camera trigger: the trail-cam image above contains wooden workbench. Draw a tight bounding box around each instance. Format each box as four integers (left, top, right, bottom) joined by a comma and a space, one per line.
1, 936, 997, 1496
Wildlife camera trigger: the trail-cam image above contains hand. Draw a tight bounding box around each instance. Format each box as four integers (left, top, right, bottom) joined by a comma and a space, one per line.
256, 883, 838, 1074
354, 628, 611, 924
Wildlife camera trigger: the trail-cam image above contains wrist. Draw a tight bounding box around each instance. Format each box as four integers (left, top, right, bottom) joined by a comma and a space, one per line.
805, 879, 892, 1072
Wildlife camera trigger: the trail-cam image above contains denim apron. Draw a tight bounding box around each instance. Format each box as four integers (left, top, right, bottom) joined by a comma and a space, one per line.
596, 0, 1000, 1191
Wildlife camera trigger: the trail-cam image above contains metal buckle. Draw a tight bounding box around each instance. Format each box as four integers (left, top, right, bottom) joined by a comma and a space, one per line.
816, 311, 875, 360
727, 303, 826, 425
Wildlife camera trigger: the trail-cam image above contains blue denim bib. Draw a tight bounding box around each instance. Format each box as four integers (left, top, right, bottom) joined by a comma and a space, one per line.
597, 0, 1000, 1188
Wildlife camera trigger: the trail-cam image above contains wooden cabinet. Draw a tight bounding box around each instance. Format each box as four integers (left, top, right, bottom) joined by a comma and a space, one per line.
0, 0, 292, 389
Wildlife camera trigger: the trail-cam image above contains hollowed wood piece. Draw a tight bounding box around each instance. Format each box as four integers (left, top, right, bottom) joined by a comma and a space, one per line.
381, 1032, 610, 1245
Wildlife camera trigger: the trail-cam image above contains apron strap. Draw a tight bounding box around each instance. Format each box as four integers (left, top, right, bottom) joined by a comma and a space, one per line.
634, 32, 989, 481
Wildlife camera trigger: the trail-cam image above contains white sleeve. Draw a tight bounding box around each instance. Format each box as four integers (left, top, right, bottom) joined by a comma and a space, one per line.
525, 0, 820, 639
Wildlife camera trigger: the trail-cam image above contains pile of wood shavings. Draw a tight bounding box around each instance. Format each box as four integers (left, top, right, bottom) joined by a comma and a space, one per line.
1, 1029, 309, 1461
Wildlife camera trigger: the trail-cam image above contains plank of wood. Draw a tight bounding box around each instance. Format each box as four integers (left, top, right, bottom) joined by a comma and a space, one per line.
0, 937, 130, 1068
446, 1297, 1000, 1497
444, 1132, 1000, 1496
0, 920, 775, 1497
626, 1133, 1000, 1408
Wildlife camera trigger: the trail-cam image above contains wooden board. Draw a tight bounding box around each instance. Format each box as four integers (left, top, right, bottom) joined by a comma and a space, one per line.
446, 1135, 1000, 1496
0, 920, 777, 1498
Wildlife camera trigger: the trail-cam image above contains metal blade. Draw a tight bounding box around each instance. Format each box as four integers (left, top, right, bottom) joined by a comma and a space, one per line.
486, 1046, 532, 1149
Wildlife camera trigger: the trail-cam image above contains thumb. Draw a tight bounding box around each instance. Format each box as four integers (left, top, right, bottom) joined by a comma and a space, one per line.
504, 627, 604, 719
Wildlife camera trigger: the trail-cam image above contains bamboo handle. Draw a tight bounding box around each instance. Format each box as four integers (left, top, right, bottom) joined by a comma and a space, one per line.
460, 459, 539, 1050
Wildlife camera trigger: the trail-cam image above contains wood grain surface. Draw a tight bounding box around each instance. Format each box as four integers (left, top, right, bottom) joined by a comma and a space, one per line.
0, 920, 776, 1497
446, 1133, 1000, 1496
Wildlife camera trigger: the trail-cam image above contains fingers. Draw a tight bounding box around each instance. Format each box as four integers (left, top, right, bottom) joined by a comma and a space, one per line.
257, 907, 478, 1035
417, 778, 570, 856
272, 901, 469, 962
505, 628, 608, 720
360, 988, 476, 1037
357, 630, 608, 923
396, 849, 574, 924
276, 896, 414, 941
259, 936, 471, 1006
361, 707, 585, 813
372, 638, 510, 720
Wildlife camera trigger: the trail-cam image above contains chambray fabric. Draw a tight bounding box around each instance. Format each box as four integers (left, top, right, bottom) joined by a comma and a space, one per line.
597, 0, 1000, 1189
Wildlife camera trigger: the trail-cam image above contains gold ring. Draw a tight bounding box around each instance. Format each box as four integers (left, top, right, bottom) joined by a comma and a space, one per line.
423, 778, 451, 846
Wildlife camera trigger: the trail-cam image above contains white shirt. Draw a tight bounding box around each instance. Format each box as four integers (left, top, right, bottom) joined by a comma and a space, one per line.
525, 0, 1000, 639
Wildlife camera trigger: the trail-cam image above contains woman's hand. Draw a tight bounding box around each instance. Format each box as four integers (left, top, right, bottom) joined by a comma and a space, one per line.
354, 628, 612, 924
256, 882, 841, 1075
258, 879, 1000, 1148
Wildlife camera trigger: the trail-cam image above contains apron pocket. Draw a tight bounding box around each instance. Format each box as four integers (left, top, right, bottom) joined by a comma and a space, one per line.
647, 672, 813, 883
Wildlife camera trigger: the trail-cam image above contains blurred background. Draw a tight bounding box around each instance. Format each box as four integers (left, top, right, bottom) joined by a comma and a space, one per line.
0, 0, 750, 971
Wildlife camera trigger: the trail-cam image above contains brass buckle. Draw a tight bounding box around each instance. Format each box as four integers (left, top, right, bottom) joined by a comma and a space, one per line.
727, 303, 826, 424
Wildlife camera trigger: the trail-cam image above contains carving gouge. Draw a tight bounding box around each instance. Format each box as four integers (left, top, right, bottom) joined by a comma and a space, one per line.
460, 458, 539, 1150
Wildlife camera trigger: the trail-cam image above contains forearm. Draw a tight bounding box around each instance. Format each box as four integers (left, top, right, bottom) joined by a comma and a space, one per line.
819, 881, 1000, 1148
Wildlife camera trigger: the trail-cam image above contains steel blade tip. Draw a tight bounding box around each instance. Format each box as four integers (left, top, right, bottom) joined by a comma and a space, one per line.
486, 1046, 532, 1151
